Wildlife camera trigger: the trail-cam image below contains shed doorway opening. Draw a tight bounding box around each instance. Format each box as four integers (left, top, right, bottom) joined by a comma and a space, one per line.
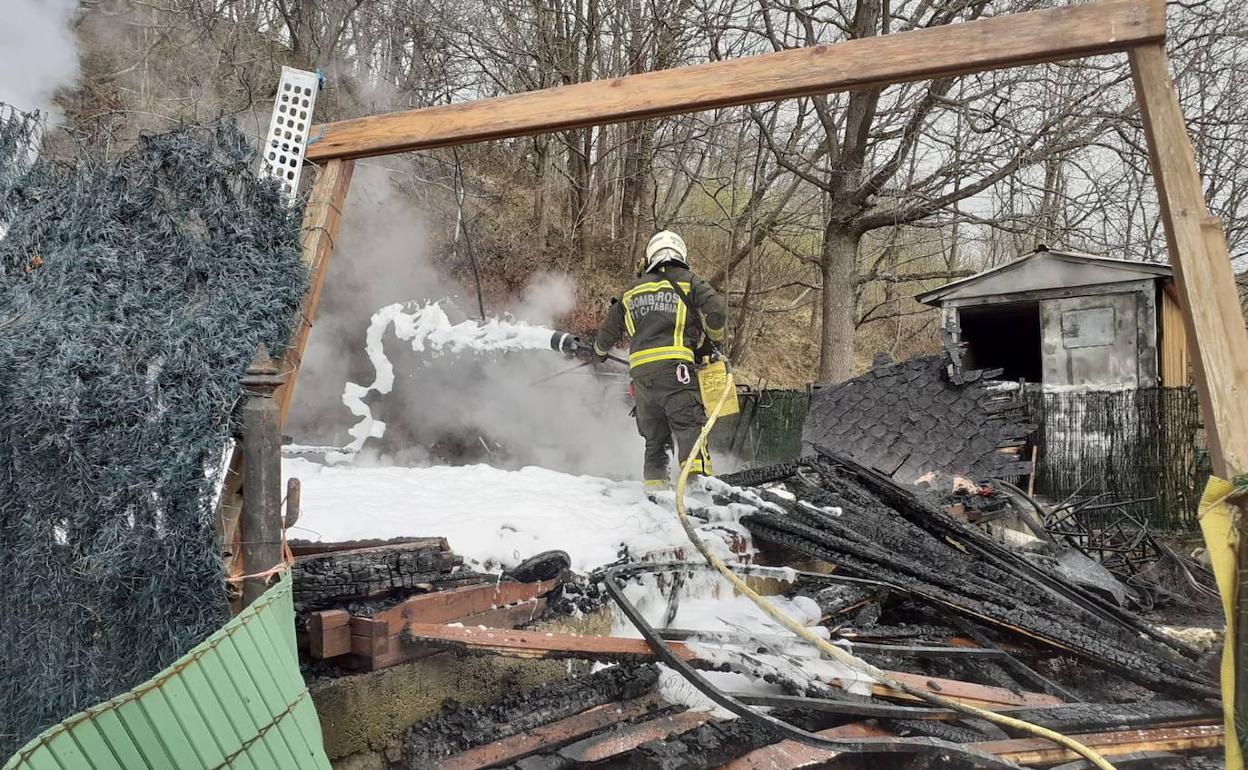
958, 301, 1043, 383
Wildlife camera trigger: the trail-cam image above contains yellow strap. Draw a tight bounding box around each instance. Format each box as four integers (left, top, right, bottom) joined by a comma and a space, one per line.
1200, 475, 1244, 770
622, 298, 636, 336
686, 450, 712, 477
674, 294, 688, 347
629, 345, 694, 368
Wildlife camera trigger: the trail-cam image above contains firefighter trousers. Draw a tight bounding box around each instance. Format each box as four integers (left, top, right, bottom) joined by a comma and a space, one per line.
632, 362, 713, 486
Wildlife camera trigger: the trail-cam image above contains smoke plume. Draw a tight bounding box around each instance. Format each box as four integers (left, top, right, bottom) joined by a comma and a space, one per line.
0, 1, 79, 117
287, 163, 644, 478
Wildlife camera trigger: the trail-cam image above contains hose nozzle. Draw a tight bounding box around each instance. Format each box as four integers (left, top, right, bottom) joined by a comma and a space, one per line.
550, 331, 589, 355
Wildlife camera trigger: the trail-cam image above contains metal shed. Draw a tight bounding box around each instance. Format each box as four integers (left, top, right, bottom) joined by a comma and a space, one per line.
917, 247, 1190, 389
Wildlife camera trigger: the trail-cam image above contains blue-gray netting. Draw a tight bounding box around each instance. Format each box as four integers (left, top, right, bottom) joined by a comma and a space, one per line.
0, 107, 307, 757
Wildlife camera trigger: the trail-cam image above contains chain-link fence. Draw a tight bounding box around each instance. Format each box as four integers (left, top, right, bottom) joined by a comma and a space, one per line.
1023, 386, 1207, 531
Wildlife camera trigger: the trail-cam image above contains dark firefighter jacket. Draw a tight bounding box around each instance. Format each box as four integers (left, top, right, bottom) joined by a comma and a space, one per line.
593, 265, 727, 373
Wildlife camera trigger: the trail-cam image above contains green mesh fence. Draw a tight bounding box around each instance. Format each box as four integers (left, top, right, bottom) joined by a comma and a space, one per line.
1023, 386, 1208, 531
710, 388, 810, 469
0, 110, 307, 756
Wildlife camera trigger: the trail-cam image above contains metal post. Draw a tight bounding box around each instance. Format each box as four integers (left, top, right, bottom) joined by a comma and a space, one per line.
240, 345, 285, 607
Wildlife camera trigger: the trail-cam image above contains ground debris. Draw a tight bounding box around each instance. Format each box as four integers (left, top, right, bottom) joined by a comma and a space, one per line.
726, 450, 1218, 700
578, 719, 778, 770
397, 663, 660, 768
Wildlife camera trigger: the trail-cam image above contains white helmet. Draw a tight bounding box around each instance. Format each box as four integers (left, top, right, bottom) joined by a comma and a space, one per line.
639, 230, 689, 275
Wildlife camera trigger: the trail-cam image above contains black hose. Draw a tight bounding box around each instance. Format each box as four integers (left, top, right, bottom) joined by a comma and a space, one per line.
603, 563, 1024, 769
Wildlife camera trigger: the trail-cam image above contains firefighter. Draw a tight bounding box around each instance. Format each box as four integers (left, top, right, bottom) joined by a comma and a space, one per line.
593, 230, 727, 492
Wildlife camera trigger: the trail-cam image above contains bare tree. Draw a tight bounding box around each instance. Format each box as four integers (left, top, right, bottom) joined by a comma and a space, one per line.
62, 0, 1248, 387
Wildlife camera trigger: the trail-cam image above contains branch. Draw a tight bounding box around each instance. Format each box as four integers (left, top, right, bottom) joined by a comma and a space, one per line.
857, 268, 976, 286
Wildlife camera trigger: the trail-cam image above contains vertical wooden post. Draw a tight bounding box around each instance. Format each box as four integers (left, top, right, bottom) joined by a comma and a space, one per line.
219, 158, 356, 591
276, 158, 356, 425
240, 346, 285, 607
1130, 44, 1248, 479
1131, 42, 1248, 765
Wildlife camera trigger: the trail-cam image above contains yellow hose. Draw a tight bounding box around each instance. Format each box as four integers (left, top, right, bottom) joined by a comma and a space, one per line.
674, 368, 1117, 770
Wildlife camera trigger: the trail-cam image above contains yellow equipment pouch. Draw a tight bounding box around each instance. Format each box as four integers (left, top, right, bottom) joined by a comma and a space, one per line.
698, 359, 739, 417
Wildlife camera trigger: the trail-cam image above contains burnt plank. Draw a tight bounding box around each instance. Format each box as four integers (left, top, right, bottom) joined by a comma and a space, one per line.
401, 624, 1061, 707
971, 723, 1223, 764
308, 609, 351, 659
718, 721, 893, 769
556, 710, 713, 764
436, 694, 663, 770
373, 579, 558, 634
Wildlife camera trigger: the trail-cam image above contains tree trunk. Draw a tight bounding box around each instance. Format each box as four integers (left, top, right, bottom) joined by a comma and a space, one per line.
567, 129, 591, 256
533, 137, 550, 243
818, 225, 860, 382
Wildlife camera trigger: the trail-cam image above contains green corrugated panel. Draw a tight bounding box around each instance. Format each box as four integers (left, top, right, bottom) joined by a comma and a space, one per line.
3, 572, 330, 770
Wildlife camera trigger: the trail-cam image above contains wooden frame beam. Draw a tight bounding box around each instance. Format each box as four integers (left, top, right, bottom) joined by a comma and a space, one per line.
1130, 45, 1248, 478
305, 0, 1163, 161
251, 12, 1245, 763
276, 158, 355, 425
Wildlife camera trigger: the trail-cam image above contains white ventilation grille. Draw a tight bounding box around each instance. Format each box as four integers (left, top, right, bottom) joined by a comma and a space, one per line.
260, 66, 320, 200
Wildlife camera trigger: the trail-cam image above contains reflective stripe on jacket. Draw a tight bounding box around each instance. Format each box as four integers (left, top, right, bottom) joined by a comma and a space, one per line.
593, 266, 727, 372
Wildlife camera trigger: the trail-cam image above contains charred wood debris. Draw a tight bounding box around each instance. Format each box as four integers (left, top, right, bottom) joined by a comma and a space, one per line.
293, 356, 1224, 768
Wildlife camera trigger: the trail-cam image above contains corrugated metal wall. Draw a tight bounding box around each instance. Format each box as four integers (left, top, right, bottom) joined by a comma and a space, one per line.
3, 573, 329, 770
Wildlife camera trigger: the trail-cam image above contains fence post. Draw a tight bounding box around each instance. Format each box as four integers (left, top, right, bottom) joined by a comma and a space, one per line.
240, 346, 285, 607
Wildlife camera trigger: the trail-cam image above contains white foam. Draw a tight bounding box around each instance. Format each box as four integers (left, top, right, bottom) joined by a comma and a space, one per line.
329, 301, 558, 463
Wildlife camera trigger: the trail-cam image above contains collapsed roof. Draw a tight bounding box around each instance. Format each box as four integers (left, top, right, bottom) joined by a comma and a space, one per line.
802, 356, 1032, 484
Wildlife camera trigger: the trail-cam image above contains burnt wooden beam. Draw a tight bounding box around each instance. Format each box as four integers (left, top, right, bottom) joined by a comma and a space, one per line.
305, 578, 558, 660
401, 624, 1063, 708
289, 536, 447, 558
305, 0, 1162, 161
720, 722, 895, 770
292, 538, 466, 610
437, 695, 666, 770
555, 710, 713, 764
971, 723, 1224, 764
